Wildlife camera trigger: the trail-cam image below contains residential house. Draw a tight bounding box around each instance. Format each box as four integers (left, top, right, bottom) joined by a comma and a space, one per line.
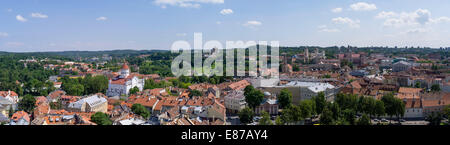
421, 92, 450, 116
10, 111, 30, 125
0, 91, 19, 104
393, 61, 412, 72
68, 94, 108, 113
224, 91, 246, 114
254, 98, 279, 115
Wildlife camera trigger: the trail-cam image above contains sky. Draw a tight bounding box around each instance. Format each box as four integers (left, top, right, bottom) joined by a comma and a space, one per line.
1, 0, 450, 52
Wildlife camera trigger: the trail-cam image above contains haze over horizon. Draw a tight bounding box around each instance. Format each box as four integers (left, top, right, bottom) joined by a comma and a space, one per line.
1, 0, 450, 52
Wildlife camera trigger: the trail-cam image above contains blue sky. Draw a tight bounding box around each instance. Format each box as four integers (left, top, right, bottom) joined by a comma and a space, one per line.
1, 0, 450, 52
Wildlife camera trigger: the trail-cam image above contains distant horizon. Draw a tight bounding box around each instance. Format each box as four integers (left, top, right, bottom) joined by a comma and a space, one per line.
2, 0, 450, 52
1, 44, 448, 53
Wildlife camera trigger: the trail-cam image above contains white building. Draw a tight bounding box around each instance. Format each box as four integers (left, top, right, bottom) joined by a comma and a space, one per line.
224, 91, 246, 114
0, 91, 19, 104
282, 81, 337, 102
106, 63, 144, 97
393, 61, 411, 72
68, 94, 108, 113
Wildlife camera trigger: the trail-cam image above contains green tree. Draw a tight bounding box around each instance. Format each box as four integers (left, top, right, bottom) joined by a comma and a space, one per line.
259, 111, 273, 125
50, 101, 62, 110
335, 93, 358, 111
129, 86, 140, 95
83, 75, 109, 94
374, 100, 385, 119
244, 85, 264, 109
342, 109, 356, 125
293, 65, 300, 72
18, 94, 36, 113
357, 114, 371, 125
425, 112, 443, 125
278, 88, 293, 109
382, 93, 405, 124
394, 98, 405, 123
282, 105, 303, 124
90, 112, 112, 125
239, 107, 255, 124
8, 105, 14, 118
275, 116, 284, 125
131, 103, 151, 119
444, 105, 450, 119
299, 100, 314, 120
431, 84, 441, 92
414, 82, 421, 88
320, 107, 334, 125
313, 92, 326, 114
328, 102, 341, 120
188, 90, 203, 98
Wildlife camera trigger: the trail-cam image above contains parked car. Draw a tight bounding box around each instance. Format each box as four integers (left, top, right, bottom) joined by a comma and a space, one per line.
381, 118, 388, 122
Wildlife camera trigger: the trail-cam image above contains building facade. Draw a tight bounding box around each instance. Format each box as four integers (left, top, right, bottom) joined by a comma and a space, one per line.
107, 63, 144, 97
224, 91, 246, 114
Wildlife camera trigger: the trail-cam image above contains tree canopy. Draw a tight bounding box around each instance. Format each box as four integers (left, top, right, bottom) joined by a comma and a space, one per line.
239, 107, 254, 124
18, 94, 36, 113
131, 103, 151, 119
259, 111, 273, 125
278, 88, 293, 109
90, 112, 112, 125
244, 85, 264, 109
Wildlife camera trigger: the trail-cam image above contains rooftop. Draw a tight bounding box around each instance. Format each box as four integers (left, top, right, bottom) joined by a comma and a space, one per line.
282, 81, 335, 93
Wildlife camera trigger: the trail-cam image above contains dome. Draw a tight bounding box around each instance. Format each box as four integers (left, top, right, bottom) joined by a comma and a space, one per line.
122, 63, 129, 70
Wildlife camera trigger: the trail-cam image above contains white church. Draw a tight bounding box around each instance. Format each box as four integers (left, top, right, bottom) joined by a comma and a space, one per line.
106, 63, 144, 97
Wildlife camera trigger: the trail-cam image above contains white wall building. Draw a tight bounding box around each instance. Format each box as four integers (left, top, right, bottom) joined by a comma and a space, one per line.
106, 63, 144, 97
393, 61, 411, 72
224, 91, 247, 114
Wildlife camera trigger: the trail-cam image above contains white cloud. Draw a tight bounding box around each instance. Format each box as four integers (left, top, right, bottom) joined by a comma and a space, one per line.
220, 9, 233, 15
0, 32, 8, 37
216, 21, 222, 24
243, 21, 262, 26
331, 8, 343, 13
415, 9, 431, 24
6, 9, 12, 12
176, 33, 187, 36
332, 17, 360, 28
377, 9, 436, 27
179, 3, 201, 8
16, 15, 27, 22
96, 16, 108, 21
4, 42, 24, 47
431, 16, 450, 23
154, 0, 224, 8
31, 13, 48, 18
350, 2, 377, 11
375, 11, 397, 19
405, 28, 429, 34
318, 25, 340, 32
243, 21, 262, 30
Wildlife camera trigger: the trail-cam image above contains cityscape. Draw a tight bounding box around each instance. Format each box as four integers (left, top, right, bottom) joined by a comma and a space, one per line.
0, 0, 449, 126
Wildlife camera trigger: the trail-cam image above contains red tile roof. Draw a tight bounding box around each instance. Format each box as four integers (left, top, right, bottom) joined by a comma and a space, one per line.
48, 90, 66, 100
0, 91, 18, 97
122, 63, 129, 70
227, 80, 250, 90
11, 111, 30, 122
398, 87, 422, 94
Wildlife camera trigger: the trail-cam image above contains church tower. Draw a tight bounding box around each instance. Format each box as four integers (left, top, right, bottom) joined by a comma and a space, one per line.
304, 48, 309, 63
120, 62, 130, 79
